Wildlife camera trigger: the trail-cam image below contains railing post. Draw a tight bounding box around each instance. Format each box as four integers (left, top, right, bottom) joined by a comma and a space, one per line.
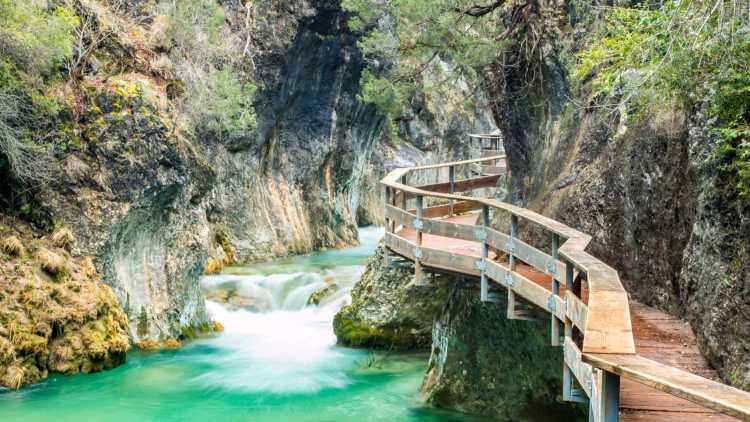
449, 165, 456, 217
591, 369, 620, 422
562, 260, 585, 403
551, 233, 561, 346
507, 214, 519, 319
563, 261, 573, 399
414, 194, 424, 285
400, 176, 407, 211
480, 205, 490, 302
384, 186, 392, 267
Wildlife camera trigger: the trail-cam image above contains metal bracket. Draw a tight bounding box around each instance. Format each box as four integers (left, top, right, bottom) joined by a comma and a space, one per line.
546, 259, 557, 276
413, 247, 423, 259
475, 259, 486, 271
505, 273, 514, 287
474, 227, 487, 242
412, 219, 424, 231
506, 239, 515, 253
547, 295, 557, 312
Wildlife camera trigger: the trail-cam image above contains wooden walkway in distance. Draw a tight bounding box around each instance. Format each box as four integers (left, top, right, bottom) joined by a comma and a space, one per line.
398, 212, 740, 421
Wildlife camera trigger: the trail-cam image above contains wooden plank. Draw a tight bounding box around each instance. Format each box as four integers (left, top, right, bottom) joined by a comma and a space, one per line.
583, 354, 750, 421
481, 164, 506, 175
422, 219, 477, 243
421, 201, 482, 218
385, 204, 414, 228
566, 291, 588, 333
421, 246, 480, 277
565, 337, 594, 397
408, 155, 506, 171
485, 228, 568, 281
384, 232, 415, 260
409, 174, 501, 198
481, 149, 504, 158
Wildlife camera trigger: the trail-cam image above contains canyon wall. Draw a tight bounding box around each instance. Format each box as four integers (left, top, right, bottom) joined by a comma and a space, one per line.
488, 1, 750, 389
0, 0, 495, 351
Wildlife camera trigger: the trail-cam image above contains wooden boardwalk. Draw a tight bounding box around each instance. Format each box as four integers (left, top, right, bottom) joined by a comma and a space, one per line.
382, 148, 750, 421
399, 213, 739, 421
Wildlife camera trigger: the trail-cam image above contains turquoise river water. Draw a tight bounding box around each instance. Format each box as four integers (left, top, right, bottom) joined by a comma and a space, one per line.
0, 228, 564, 421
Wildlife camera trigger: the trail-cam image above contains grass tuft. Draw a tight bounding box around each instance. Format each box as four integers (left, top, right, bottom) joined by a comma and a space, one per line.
1, 236, 25, 257
136, 338, 160, 351
163, 338, 181, 349
51, 228, 76, 251
37, 249, 67, 276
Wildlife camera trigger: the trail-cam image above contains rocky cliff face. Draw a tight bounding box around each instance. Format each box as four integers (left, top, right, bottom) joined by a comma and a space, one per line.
422, 288, 585, 420
1, 0, 496, 350
488, 2, 750, 389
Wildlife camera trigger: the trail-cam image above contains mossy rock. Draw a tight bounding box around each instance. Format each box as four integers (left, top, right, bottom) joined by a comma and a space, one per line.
307, 283, 338, 306
332, 307, 425, 350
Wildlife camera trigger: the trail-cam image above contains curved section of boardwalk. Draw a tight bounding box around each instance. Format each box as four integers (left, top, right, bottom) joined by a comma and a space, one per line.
381, 150, 750, 422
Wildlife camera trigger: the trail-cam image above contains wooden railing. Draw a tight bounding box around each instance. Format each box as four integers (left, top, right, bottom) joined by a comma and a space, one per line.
381, 155, 750, 422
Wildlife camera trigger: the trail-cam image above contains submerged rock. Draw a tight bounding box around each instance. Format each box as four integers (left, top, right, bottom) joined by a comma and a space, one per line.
333, 245, 452, 350
307, 279, 338, 306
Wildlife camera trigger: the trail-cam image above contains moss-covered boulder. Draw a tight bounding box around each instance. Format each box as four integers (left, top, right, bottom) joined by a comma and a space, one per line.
333, 244, 452, 350
0, 221, 130, 389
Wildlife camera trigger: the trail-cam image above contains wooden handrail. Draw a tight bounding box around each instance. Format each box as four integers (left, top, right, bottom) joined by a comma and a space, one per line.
382, 156, 634, 354
583, 353, 750, 421
381, 154, 750, 421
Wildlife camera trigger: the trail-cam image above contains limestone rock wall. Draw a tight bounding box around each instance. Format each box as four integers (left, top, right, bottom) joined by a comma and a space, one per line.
487, 1, 750, 389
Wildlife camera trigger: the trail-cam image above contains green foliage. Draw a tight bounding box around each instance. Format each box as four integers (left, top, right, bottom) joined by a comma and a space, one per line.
715, 125, 750, 197
163, 0, 226, 60
342, 0, 511, 127
183, 67, 257, 137
0, 0, 78, 75
573, 1, 750, 196
159, 0, 257, 137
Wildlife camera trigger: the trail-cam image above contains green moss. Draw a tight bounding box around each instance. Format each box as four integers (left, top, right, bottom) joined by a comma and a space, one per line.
333, 307, 422, 350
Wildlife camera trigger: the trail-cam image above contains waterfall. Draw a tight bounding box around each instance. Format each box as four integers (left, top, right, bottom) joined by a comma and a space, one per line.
193, 227, 383, 394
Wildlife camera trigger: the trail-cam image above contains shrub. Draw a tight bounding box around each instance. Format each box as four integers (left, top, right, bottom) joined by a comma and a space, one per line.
0, 0, 78, 75
51, 227, 76, 251
179, 66, 257, 137
136, 307, 149, 338
204, 256, 223, 275
37, 249, 66, 276
573, 2, 750, 196
157, 0, 257, 137
0, 235, 24, 257
136, 338, 160, 351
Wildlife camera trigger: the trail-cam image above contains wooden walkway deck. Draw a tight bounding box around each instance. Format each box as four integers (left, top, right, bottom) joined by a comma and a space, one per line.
399, 213, 739, 421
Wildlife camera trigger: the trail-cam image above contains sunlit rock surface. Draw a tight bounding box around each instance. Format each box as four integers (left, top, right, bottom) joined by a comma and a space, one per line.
334, 245, 452, 350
